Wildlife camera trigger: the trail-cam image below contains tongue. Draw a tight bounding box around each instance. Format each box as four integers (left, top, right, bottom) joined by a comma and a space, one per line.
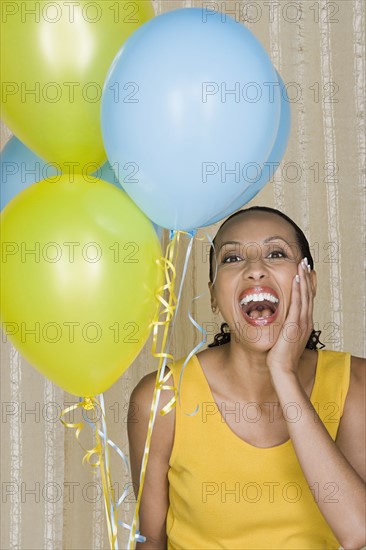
248, 308, 273, 319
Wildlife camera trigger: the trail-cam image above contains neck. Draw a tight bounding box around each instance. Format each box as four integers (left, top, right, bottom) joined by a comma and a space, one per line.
220, 341, 278, 403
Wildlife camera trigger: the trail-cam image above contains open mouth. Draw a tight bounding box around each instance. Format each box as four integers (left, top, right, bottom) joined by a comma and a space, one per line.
239, 287, 280, 326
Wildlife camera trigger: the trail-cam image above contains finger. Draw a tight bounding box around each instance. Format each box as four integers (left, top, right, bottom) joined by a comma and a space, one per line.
296, 259, 309, 344
299, 259, 309, 316
306, 262, 315, 326
303, 257, 315, 324
300, 258, 314, 335
279, 273, 302, 348
285, 269, 302, 326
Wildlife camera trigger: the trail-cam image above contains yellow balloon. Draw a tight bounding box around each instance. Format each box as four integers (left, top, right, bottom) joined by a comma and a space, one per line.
0, 0, 155, 172
0, 176, 163, 396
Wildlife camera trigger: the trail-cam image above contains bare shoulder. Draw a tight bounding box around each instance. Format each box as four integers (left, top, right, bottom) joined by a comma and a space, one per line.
343, 355, 366, 414
128, 368, 176, 461
349, 355, 366, 385
131, 366, 175, 406
336, 355, 366, 480
130, 370, 160, 412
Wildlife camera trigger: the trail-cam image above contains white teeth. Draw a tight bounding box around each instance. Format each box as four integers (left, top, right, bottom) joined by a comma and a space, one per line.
240, 292, 279, 306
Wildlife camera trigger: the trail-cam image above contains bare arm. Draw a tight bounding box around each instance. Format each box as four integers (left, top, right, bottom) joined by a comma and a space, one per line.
270, 355, 366, 550
267, 262, 365, 550
336, 356, 366, 481
127, 370, 175, 550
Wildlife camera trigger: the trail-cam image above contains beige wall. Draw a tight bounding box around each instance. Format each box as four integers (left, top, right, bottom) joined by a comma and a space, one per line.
1, 1, 365, 548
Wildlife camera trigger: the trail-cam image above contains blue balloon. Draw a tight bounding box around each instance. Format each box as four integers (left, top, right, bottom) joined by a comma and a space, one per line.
93, 160, 163, 238
1, 138, 121, 204
102, 8, 281, 230
1, 137, 60, 210
92, 160, 121, 188
202, 72, 291, 226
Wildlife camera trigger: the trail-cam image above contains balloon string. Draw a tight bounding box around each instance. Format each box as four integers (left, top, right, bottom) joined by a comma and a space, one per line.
81, 397, 145, 542
60, 397, 118, 549
96, 424, 118, 549
128, 230, 194, 549
98, 394, 119, 549
127, 231, 179, 548
151, 231, 195, 422
155, 233, 195, 421
177, 230, 214, 413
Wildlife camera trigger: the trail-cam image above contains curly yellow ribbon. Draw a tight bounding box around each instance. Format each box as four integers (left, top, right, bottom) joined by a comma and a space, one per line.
60, 396, 118, 549
128, 230, 186, 549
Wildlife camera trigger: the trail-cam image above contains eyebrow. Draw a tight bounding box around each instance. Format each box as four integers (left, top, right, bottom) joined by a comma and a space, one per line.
217, 236, 292, 252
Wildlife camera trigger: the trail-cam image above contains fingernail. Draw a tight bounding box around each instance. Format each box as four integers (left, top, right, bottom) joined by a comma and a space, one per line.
301, 260, 306, 271
295, 274, 300, 283
304, 257, 308, 266
307, 264, 311, 273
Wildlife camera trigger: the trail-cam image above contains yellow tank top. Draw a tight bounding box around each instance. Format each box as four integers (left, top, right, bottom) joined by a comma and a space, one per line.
166, 350, 351, 549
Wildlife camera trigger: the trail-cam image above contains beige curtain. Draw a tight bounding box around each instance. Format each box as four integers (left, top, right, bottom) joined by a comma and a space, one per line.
1, 1, 365, 548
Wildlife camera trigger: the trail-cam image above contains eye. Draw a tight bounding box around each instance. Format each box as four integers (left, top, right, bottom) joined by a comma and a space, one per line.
267, 249, 287, 260
222, 254, 242, 264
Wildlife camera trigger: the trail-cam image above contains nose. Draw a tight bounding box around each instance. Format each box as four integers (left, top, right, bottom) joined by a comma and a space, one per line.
242, 258, 268, 281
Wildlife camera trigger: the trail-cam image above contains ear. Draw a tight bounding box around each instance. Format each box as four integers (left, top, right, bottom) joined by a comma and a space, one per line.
310, 269, 317, 297
208, 281, 218, 313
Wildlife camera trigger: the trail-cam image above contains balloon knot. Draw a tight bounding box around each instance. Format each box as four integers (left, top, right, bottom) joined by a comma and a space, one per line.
82, 397, 94, 410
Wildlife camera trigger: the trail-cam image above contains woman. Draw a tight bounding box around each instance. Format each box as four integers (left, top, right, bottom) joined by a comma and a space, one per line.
128, 206, 366, 550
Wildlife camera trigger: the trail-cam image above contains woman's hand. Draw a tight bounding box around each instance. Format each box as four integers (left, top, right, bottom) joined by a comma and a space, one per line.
266, 257, 316, 374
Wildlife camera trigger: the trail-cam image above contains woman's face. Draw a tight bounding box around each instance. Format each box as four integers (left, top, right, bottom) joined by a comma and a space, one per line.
210, 211, 315, 351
